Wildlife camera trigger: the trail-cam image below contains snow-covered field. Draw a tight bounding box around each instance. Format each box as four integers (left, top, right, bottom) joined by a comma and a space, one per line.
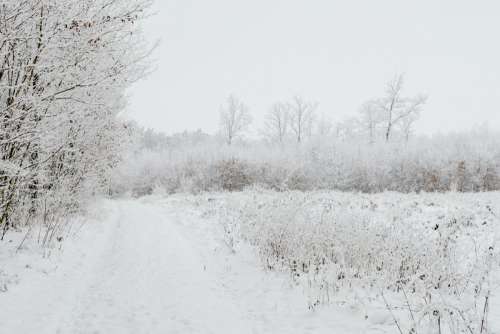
1, 191, 499, 333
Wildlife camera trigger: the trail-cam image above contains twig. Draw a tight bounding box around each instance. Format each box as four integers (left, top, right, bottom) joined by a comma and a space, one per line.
381, 290, 404, 334
401, 284, 418, 334
480, 293, 489, 333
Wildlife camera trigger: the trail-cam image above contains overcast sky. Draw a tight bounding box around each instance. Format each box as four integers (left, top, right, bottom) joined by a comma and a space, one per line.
127, 0, 500, 136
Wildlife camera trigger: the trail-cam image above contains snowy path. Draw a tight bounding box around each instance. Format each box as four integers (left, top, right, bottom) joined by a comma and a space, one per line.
2, 200, 255, 333
58, 200, 256, 334
1, 197, 375, 334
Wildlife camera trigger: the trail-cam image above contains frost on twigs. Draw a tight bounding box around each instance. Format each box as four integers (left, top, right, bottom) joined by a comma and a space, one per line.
213, 191, 500, 333
0, 0, 153, 238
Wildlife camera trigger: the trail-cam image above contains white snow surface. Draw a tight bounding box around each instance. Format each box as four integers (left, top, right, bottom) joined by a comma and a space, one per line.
1, 194, 499, 333
1, 196, 375, 334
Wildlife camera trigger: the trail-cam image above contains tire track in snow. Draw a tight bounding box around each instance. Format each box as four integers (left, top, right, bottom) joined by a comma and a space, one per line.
56, 200, 254, 334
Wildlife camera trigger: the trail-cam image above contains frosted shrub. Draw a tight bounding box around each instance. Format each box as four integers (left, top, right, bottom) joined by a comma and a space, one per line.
248, 163, 289, 191
212, 191, 500, 333
210, 159, 252, 192
114, 128, 500, 196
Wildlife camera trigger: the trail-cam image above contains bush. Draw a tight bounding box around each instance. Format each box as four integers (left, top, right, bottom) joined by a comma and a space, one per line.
112, 129, 500, 196
208, 190, 500, 332
210, 159, 252, 191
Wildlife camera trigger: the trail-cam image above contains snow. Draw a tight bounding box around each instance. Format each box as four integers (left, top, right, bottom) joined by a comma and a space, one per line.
1, 194, 499, 333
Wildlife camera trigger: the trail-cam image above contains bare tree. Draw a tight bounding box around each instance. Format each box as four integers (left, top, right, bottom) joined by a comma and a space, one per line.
263, 102, 289, 144
359, 100, 383, 144
374, 74, 427, 142
398, 97, 425, 143
219, 94, 252, 145
335, 117, 362, 142
316, 113, 333, 137
289, 96, 317, 143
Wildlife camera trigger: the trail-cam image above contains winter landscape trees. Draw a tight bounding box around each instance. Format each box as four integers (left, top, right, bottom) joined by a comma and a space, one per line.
370, 74, 427, 142
288, 95, 318, 143
262, 102, 289, 144
112, 74, 500, 196
219, 94, 252, 145
0, 0, 152, 238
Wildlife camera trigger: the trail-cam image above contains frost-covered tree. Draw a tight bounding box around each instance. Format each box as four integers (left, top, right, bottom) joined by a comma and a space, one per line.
358, 101, 383, 144
263, 102, 289, 144
370, 75, 426, 142
335, 117, 362, 142
0, 0, 152, 237
289, 96, 317, 143
398, 97, 424, 142
219, 94, 252, 145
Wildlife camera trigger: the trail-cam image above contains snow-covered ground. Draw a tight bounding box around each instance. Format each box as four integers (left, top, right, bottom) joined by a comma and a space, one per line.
1, 193, 499, 333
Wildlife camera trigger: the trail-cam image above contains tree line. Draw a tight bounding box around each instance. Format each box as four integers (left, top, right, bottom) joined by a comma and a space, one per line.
219, 74, 427, 145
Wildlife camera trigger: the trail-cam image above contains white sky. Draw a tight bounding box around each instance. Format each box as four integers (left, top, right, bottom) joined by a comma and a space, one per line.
127, 0, 500, 135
